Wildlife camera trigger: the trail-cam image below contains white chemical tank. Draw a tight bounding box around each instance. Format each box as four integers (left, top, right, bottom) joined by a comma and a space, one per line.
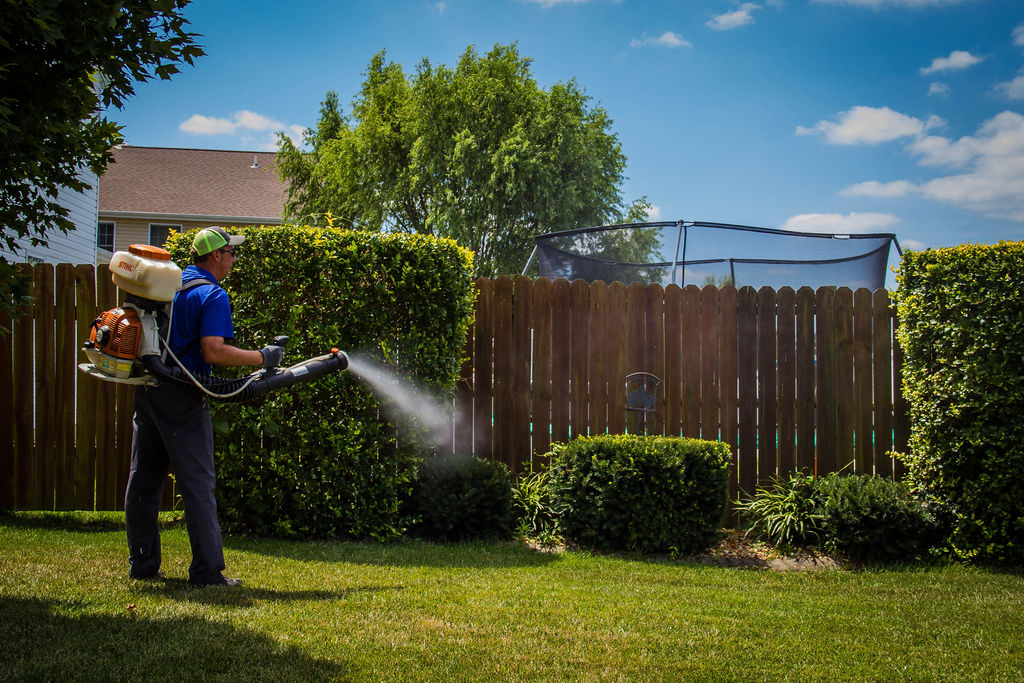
109, 244, 182, 302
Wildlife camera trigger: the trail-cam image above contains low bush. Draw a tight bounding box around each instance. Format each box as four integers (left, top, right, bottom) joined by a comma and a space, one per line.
738, 471, 942, 563
815, 473, 942, 562
545, 435, 730, 555
403, 456, 513, 542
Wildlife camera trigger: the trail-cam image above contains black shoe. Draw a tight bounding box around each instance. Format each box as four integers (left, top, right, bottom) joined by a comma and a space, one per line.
130, 570, 166, 581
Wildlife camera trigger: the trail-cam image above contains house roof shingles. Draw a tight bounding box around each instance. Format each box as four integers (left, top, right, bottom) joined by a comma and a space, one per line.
99, 146, 288, 220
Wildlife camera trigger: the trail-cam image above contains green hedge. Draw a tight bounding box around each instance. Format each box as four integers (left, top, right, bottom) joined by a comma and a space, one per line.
895, 242, 1024, 564
165, 225, 475, 540
546, 435, 730, 555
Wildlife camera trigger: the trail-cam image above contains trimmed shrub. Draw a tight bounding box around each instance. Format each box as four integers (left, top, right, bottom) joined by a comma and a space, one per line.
546, 435, 730, 555
404, 456, 513, 542
895, 242, 1024, 564
165, 226, 475, 540
814, 473, 941, 563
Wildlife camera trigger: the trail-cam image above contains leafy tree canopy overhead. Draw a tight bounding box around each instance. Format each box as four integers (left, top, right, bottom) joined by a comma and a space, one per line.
0, 0, 204, 326
277, 43, 650, 277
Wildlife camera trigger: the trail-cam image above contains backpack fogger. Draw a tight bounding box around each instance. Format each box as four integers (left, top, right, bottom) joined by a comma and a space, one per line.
79, 245, 348, 402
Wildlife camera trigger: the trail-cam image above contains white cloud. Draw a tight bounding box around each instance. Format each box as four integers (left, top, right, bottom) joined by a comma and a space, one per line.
180, 111, 306, 151
707, 3, 760, 31
630, 31, 693, 48
783, 212, 901, 233
928, 82, 950, 97
180, 109, 289, 136
996, 70, 1024, 100
841, 111, 1024, 222
646, 204, 663, 220
180, 114, 238, 135
920, 50, 984, 75
1014, 24, 1024, 49
842, 180, 916, 198
430, 2, 447, 13
905, 134, 977, 167
796, 106, 943, 145
233, 110, 282, 131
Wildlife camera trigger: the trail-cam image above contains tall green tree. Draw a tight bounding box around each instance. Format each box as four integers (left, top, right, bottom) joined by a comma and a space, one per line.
277, 44, 650, 277
0, 0, 204, 326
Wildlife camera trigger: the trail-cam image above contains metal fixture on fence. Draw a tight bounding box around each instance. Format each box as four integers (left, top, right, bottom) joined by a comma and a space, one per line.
625, 372, 661, 435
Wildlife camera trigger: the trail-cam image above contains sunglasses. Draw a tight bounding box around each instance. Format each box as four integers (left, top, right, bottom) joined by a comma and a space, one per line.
219, 247, 236, 256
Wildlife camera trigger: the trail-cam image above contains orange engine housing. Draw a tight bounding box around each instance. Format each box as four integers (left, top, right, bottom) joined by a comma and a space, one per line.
90, 307, 143, 360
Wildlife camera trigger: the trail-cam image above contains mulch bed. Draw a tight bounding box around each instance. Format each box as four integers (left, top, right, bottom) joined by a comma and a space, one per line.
684, 530, 845, 571
525, 530, 848, 571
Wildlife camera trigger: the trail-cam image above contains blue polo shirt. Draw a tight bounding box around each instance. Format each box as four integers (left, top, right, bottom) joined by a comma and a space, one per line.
168, 265, 234, 376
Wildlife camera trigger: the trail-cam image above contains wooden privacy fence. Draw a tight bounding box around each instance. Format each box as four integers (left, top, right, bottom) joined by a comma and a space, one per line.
453, 276, 910, 507
1, 266, 909, 511
2, 263, 139, 512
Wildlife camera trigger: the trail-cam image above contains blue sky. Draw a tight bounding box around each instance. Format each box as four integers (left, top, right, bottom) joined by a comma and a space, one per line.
112, 0, 1024, 275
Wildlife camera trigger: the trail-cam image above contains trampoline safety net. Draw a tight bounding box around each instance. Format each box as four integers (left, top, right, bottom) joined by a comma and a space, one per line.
524, 221, 902, 290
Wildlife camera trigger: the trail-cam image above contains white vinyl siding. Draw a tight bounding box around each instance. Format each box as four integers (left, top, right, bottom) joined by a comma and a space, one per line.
0, 169, 100, 265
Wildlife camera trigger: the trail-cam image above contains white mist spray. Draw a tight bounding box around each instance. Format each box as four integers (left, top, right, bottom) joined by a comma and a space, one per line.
344, 353, 452, 447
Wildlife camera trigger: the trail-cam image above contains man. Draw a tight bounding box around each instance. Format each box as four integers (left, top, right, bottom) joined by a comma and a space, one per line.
125, 226, 283, 586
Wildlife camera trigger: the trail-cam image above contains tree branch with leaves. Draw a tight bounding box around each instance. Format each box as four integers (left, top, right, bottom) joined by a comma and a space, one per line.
0, 0, 204, 329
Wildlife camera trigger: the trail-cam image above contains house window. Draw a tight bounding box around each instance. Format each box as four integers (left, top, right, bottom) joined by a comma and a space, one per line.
149, 224, 179, 248
98, 222, 115, 252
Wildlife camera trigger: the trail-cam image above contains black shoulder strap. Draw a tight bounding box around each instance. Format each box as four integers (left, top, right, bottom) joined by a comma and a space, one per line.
179, 277, 215, 292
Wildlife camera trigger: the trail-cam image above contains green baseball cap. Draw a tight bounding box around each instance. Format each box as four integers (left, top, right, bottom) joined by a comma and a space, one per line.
192, 226, 245, 256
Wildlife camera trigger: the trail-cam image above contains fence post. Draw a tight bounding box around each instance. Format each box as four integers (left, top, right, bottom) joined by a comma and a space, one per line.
815, 287, 837, 476
736, 287, 757, 496
795, 287, 816, 473
0, 306, 13, 509
776, 287, 796, 476
55, 264, 76, 510
663, 285, 682, 437
570, 280, 589, 439
510, 275, 533, 472
74, 264, 99, 509
531, 278, 552, 459
588, 281, 610, 436
854, 288, 874, 475
835, 288, 855, 473
872, 289, 895, 478
550, 279, 571, 443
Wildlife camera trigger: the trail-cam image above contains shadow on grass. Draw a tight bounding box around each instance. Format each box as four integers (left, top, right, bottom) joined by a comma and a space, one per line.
0, 596, 345, 681
134, 579, 404, 607
0, 511, 186, 533
223, 535, 562, 569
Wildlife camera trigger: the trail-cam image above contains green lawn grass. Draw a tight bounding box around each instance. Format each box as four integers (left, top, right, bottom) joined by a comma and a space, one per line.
2, 512, 1022, 681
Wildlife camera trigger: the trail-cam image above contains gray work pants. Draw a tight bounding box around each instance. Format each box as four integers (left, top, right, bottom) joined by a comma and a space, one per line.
125, 384, 226, 584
